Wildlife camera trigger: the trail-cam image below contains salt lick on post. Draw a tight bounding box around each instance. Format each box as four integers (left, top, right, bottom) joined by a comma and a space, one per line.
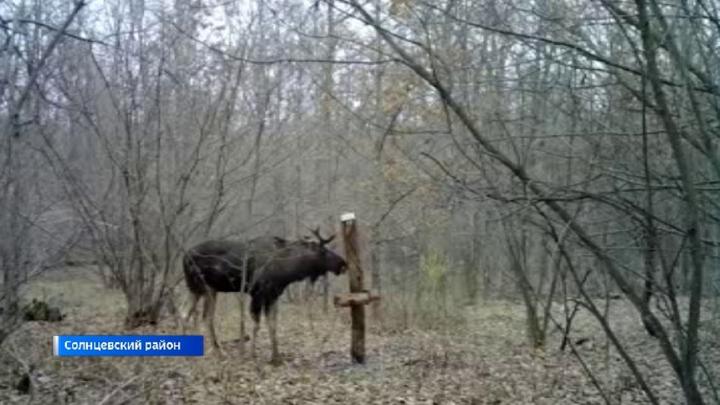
335, 212, 380, 364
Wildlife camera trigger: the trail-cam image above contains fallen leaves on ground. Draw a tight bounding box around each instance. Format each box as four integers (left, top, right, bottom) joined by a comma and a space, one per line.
0, 281, 717, 404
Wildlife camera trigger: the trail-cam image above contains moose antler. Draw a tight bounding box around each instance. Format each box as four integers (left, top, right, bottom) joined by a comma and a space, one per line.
309, 227, 335, 246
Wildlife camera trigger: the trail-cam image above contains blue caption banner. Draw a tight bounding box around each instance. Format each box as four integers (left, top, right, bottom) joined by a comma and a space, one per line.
53, 335, 204, 357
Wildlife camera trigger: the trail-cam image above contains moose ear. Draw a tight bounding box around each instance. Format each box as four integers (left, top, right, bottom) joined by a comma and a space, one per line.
323, 234, 336, 245
273, 237, 287, 248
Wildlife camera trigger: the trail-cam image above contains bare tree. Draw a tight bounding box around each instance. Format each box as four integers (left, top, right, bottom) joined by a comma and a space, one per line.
0, 0, 86, 343
328, 0, 718, 402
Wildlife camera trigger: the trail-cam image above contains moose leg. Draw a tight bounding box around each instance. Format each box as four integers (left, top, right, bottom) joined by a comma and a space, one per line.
203, 290, 220, 351
183, 292, 201, 332
267, 305, 281, 365
305, 281, 314, 326
251, 313, 261, 358
239, 259, 249, 350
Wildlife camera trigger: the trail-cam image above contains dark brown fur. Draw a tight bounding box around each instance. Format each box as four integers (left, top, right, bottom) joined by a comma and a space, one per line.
182, 232, 346, 362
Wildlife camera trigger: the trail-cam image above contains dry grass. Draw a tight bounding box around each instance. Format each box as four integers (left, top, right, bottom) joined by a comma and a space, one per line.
0, 267, 717, 404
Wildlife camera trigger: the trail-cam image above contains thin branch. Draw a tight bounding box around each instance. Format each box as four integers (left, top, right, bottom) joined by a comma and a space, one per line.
7, 18, 106, 45
165, 16, 398, 66
5, 1, 87, 138
372, 185, 418, 230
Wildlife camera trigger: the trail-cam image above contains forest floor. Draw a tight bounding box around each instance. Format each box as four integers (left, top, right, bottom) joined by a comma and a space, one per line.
0, 266, 718, 404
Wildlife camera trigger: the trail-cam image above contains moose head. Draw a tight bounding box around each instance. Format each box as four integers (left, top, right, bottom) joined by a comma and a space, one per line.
305, 227, 346, 276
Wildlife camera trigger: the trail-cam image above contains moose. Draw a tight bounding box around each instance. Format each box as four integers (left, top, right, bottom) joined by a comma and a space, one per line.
182, 228, 347, 364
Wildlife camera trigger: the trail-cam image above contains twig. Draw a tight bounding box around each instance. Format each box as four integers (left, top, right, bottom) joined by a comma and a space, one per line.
98, 375, 140, 405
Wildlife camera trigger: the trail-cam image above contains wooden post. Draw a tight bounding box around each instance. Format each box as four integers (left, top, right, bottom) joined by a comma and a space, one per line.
338, 212, 379, 364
